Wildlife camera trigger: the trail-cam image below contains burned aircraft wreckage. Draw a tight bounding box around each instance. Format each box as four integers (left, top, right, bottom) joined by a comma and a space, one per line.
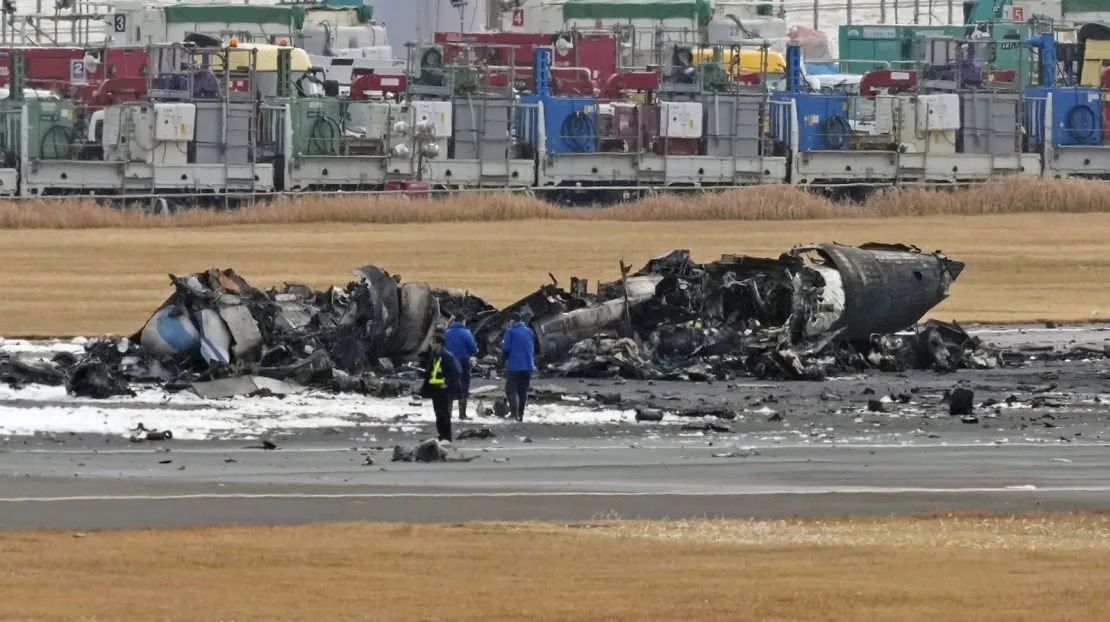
2, 242, 1000, 399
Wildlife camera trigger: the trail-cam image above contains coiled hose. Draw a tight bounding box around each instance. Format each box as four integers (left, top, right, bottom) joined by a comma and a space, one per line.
307, 115, 341, 156
561, 111, 595, 153
40, 124, 74, 160
822, 115, 851, 150
1067, 105, 1099, 143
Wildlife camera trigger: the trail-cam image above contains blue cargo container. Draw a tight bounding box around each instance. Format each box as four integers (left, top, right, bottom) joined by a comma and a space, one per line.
517, 94, 599, 155
770, 93, 852, 152
1024, 86, 1103, 148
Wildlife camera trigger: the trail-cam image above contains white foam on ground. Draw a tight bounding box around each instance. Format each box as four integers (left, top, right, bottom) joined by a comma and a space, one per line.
0, 337, 86, 360
0, 383, 635, 440
1, 338, 639, 439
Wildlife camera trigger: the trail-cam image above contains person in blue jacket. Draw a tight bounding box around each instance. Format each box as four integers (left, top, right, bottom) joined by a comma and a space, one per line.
421, 331, 463, 442
501, 312, 536, 421
443, 320, 478, 420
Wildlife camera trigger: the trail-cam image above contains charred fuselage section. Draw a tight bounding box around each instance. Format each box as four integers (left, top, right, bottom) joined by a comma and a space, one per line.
504, 243, 975, 380
11, 242, 986, 398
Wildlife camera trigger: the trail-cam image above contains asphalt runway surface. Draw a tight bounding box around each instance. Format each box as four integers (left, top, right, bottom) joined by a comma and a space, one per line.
4, 442, 1110, 529
1, 325, 1109, 529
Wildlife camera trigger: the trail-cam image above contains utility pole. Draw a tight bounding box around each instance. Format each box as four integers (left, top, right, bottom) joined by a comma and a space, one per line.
451, 0, 467, 32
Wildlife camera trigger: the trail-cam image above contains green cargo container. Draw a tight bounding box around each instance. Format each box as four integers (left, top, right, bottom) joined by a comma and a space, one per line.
838, 23, 1032, 85
838, 24, 949, 74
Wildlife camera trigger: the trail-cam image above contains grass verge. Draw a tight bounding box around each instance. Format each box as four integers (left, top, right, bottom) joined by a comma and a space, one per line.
2, 178, 1110, 228
3, 514, 1109, 621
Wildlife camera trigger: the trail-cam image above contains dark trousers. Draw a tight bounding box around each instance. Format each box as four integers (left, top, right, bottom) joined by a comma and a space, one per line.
505, 371, 532, 420
432, 393, 453, 441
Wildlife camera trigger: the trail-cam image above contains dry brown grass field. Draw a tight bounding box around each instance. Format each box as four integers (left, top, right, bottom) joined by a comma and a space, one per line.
2, 514, 1109, 621
3, 178, 1110, 228
0, 212, 1106, 335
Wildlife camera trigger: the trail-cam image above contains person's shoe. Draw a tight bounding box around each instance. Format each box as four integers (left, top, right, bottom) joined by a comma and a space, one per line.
439, 439, 452, 445
459, 414, 469, 420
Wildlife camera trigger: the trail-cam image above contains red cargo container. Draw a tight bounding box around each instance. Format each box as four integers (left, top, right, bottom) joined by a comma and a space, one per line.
0, 47, 84, 90
0, 46, 148, 106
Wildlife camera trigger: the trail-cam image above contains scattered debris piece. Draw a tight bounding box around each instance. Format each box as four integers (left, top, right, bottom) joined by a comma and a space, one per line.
192, 377, 299, 400
0, 353, 66, 388
1032, 382, 1059, 394
949, 385, 975, 416
712, 448, 761, 458
67, 356, 135, 399
682, 422, 733, 433
635, 408, 665, 422
392, 439, 448, 463
677, 406, 737, 420
594, 392, 623, 405
128, 424, 173, 442
456, 427, 497, 441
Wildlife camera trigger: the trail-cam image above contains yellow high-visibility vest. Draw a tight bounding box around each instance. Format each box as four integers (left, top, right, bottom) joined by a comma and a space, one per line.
428, 357, 445, 386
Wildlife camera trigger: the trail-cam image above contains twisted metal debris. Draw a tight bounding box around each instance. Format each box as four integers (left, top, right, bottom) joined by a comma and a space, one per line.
2, 242, 1020, 398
